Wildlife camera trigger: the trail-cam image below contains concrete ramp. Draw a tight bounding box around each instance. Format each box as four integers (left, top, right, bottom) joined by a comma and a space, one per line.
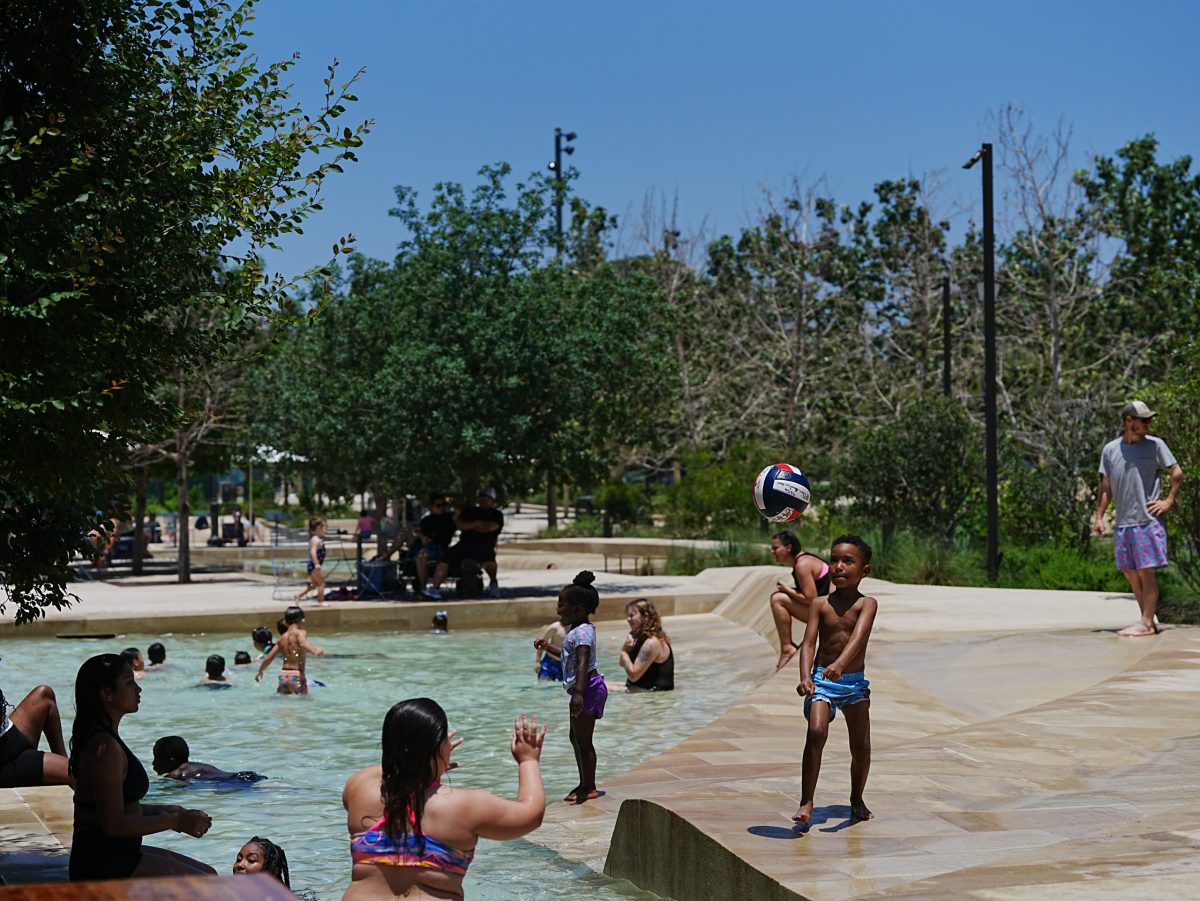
541, 575, 1200, 899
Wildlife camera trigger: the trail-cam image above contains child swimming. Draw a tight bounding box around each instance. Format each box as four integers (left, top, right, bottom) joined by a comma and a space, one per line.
533, 570, 606, 802
198, 654, 229, 687
152, 736, 266, 784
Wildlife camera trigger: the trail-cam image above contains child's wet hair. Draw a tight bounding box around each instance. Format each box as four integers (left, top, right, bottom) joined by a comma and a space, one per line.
276, 618, 288, 636
284, 605, 304, 625
832, 533, 872, 564
432, 611, 449, 630
234, 651, 252, 665
251, 626, 273, 649
560, 570, 600, 614
245, 836, 290, 886
205, 654, 225, 678
154, 734, 189, 764
147, 642, 165, 664
120, 647, 141, 663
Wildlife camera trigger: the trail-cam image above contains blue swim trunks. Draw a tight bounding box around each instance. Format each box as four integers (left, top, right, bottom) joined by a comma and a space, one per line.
803, 667, 870, 722
538, 657, 563, 682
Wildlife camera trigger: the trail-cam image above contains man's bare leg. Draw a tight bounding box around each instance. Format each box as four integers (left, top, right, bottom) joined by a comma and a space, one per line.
771, 592, 807, 669
1118, 568, 1159, 636
415, 552, 430, 592
793, 701, 829, 823
842, 700, 874, 821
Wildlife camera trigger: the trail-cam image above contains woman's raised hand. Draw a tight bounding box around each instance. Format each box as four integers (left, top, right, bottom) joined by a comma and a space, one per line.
510, 713, 545, 764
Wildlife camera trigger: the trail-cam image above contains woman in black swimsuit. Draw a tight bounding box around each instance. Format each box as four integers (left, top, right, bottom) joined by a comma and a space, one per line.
619, 599, 675, 691
69, 654, 216, 881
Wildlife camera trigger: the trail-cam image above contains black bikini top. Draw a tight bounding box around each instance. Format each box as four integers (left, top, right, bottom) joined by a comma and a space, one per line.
77, 727, 150, 807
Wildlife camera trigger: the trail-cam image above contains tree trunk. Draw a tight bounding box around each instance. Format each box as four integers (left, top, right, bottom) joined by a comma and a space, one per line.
132, 464, 149, 576
177, 449, 191, 584
546, 473, 558, 529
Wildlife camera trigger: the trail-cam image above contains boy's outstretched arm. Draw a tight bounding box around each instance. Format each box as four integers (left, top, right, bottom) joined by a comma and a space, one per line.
822, 598, 879, 681
797, 597, 824, 695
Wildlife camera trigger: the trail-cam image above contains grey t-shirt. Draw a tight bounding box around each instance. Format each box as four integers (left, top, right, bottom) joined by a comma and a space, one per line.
1099, 436, 1178, 527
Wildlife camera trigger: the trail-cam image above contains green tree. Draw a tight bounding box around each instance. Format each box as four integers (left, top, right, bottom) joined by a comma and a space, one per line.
838, 396, 983, 548
0, 0, 368, 622
1077, 135, 1200, 372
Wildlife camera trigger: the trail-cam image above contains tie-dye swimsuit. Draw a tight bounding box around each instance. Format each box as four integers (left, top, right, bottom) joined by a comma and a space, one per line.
350, 784, 475, 875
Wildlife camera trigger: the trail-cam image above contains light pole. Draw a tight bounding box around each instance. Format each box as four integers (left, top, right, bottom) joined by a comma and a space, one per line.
548, 127, 576, 255
963, 143, 999, 582
544, 128, 576, 530
942, 275, 952, 398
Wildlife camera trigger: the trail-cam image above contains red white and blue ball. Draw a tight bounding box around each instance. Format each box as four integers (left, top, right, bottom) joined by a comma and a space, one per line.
753, 463, 811, 522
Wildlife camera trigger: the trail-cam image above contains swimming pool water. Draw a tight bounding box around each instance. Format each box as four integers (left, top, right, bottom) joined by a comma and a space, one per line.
1, 624, 759, 899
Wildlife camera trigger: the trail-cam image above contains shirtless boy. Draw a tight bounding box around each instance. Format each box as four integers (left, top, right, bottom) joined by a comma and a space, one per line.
793, 534, 878, 825
152, 735, 265, 783
255, 606, 324, 695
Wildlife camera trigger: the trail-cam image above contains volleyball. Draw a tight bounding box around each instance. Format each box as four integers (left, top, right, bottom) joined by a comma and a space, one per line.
752, 463, 811, 522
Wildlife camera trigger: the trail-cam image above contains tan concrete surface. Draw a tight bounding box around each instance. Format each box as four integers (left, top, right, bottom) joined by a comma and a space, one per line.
4, 554, 1198, 900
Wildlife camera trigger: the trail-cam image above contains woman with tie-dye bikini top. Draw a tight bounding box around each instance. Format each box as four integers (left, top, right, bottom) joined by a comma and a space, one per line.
342, 698, 546, 899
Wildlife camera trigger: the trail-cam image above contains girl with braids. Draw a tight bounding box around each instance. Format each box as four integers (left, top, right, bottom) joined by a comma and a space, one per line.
69, 654, 214, 881
233, 836, 290, 886
342, 698, 545, 899
534, 570, 606, 803
619, 598, 675, 691
769, 529, 831, 670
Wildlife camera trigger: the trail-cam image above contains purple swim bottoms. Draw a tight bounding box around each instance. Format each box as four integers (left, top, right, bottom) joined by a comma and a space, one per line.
1114, 519, 1168, 571
579, 672, 607, 719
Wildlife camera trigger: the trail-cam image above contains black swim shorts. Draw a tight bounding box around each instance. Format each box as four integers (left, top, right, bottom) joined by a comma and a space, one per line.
0, 724, 44, 788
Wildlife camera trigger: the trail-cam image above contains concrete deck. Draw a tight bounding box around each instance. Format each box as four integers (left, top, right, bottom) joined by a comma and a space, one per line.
3, 554, 1198, 899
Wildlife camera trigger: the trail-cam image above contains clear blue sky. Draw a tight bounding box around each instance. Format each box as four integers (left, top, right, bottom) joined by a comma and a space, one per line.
248, 0, 1200, 279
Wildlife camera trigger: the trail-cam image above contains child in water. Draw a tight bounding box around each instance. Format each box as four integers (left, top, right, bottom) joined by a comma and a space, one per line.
198, 654, 229, 687
232, 836, 289, 885
152, 735, 266, 783
534, 620, 566, 682
533, 570, 606, 802
794, 534, 878, 825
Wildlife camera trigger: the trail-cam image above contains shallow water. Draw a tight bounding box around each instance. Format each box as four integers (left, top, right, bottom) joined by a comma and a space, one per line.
1, 624, 755, 899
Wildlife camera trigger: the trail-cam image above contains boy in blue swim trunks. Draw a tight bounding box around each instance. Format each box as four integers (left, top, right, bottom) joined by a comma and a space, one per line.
794, 534, 878, 825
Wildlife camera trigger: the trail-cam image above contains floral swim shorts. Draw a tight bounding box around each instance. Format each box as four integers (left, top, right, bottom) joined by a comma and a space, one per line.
1114, 519, 1168, 571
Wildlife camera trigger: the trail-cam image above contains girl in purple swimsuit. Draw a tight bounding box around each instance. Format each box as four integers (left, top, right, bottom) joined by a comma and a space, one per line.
534, 570, 606, 803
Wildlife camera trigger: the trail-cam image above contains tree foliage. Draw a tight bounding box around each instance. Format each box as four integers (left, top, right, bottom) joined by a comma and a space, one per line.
0, 0, 368, 621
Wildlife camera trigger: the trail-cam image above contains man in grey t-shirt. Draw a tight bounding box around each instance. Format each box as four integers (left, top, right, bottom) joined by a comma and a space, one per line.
1093, 400, 1185, 636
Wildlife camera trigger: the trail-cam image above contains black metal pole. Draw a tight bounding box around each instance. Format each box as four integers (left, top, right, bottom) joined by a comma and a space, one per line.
942, 275, 952, 398
553, 127, 564, 255
981, 143, 999, 582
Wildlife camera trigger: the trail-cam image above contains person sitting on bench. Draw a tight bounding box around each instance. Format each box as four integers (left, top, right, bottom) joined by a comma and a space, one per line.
424, 488, 504, 599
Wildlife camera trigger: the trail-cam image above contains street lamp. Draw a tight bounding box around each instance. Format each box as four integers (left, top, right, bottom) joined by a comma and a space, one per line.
963, 143, 999, 582
548, 127, 576, 255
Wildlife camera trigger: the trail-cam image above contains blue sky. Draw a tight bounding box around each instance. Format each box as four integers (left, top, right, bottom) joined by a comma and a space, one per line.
248, 0, 1200, 278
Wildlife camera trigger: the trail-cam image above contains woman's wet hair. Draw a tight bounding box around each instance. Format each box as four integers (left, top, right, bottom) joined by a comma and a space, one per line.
772, 530, 802, 557
234, 651, 252, 665
251, 626, 273, 650
147, 642, 166, 665
69, 654, 129, 779
205, 654, 225, 678
245, 836, 290, 886
559, 570, 600, 615
626, 598, 670, 644
379, 698, 448, 852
